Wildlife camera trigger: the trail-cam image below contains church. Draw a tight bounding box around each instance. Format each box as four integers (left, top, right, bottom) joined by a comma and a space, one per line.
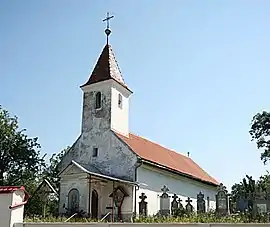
57, 15, 219, 221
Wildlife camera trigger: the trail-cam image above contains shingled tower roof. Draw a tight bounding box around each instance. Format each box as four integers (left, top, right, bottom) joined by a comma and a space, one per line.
80, 44, 131, 92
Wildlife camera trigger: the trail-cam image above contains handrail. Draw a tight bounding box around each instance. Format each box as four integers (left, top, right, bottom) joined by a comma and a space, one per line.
65, 213, 77, 222
100, 212, 111, 222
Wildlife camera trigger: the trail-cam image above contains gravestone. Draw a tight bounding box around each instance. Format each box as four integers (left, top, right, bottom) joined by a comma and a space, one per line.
197, 191, 206, 213
185, 197, 193, 213
159, 185, 170, 216
178, 197, 184, 210
206, 196, 210, 212
253, 189, 270, 215
139, 193, 148, 216
171, 194, 178, 215
216, 183, 229, 215
236, 197, 248, 212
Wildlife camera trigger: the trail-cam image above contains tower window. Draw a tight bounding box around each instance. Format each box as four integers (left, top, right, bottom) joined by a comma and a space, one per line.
95, 92, 102, 109
118, 93, 122, 109
93, 147, 98, 157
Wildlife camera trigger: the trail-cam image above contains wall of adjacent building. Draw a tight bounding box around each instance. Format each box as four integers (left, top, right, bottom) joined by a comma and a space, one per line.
136, 164, 217, 215
10, 190, 26, 227
0, 190, 25, 227
0, 193, 13, 227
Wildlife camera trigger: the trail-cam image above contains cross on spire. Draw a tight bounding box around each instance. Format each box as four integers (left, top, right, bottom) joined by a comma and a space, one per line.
103, 12, 114, 44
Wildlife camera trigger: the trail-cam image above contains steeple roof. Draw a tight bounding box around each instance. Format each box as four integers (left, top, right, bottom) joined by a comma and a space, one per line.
81, 44, 131, 92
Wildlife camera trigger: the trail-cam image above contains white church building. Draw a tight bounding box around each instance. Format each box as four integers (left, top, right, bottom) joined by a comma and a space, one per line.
57, 19, 219, 221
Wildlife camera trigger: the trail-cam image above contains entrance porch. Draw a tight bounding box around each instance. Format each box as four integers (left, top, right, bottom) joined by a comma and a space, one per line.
59, 160, 139, 221
88, 174, 135, 221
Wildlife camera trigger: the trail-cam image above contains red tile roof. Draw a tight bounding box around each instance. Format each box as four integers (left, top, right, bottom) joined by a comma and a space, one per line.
0, 186, 25, 194
80, 44, 131, 92
116, 132, 219, 186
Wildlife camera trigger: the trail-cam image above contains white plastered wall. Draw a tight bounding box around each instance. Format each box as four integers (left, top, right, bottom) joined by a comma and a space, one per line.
136, 164, 217, 215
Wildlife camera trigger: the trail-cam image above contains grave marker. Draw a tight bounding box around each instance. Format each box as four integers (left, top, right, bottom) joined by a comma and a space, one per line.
197, 191, 206, 213
139, 192, 148, 216
159, 185, 170, 216
185, 197, 193, 213
171, 194, 178, 215
216, 183, 229, 215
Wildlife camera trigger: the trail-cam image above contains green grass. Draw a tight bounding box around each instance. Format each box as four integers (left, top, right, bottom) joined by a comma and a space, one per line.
24, 216, 98, 223
24, 212, 270, 223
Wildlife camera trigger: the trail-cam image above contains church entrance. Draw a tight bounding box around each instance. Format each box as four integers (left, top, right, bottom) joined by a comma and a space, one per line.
91, 190, 98, 219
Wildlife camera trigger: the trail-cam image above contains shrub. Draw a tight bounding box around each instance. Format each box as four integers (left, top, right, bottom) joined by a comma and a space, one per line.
24, 212, 270, 223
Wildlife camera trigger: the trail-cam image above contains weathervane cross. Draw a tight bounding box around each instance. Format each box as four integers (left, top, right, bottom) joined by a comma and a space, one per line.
103, 12, 114, 29
103, 12, 114, 44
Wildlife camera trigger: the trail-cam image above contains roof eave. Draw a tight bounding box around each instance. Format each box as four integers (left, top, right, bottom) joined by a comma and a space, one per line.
141, 159, 219, 187
60, 160, 140, 186
80, 78, 133, 94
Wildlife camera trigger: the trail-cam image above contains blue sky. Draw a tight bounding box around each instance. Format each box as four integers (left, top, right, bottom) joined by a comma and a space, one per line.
1, 0, 270, 189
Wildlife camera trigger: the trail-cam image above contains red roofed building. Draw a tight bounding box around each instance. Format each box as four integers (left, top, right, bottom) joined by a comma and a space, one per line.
58, 17, 219, 220
0, 186, 28, 227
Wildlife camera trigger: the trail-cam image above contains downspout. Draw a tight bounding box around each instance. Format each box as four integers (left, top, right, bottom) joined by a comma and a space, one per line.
112, 181, 115, 222
88, 174, 92, 217
133, 157, 142, 217
9, 201, 28, 209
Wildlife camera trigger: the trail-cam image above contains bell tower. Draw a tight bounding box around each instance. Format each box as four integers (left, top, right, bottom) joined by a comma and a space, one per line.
80, 13, 132, 137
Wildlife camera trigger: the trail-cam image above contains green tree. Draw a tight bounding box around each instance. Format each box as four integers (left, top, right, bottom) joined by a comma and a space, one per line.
250, 111, 270, 164
230, 175, 255, 211
25, 147, 70, 217
0, 105, 45, 186
43, 146, 70, 188
257, 172, 270, 193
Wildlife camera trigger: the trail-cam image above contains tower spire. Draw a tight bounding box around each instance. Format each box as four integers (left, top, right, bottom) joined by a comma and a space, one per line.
103, 12, 114, 45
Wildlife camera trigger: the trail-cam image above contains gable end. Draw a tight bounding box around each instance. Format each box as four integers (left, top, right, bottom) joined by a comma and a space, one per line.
112, 130, 143, 181
112, 130, 139, 158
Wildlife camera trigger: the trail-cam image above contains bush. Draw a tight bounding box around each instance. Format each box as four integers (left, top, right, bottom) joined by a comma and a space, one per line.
24, 212, 270, 223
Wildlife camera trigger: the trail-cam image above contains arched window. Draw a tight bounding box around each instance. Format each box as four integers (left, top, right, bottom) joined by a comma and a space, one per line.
95, 92, 102, 109
68, 188, 80, 213
118, 93, 122, 109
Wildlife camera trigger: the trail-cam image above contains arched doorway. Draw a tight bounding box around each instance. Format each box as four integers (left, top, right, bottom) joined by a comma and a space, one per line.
91, 190, 98, 219
68, 188, 80, 214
